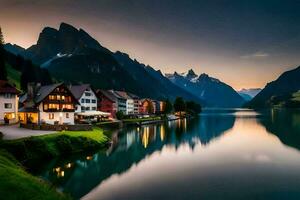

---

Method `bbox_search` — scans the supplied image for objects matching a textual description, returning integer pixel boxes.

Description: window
[49,95,55,100]
[4,103,12,109]
[49,113,54,119]
[57,95,61,100]
[49,104,59,110]
[86,107,90,111]
[82,106,85,111]
[4,94,12,99]
[92,99,96,103]
[92,107,96,110]
[66,113,69,118]
[85,92,91,96]
[86,99,91,103]
[81,99,85,103]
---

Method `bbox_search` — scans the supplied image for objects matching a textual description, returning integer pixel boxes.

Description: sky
[1,0,300,90]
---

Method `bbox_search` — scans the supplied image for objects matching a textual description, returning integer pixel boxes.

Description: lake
[32,109,300,200]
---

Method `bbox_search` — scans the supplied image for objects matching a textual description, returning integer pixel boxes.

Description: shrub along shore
[0,127,109,200]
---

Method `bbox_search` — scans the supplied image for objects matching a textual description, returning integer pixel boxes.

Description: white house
[69,84,98,113]
[0,81,19,124]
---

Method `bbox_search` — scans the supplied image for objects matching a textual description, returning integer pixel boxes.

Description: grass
[1,127,109,165]
[0,150,70,200]
[123,116,161,123]
[6,64,21,90]
[39,127,108,143]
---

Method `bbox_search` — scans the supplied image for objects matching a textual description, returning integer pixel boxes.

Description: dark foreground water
[32,109,300,200]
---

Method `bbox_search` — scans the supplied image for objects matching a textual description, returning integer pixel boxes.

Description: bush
[23,137,53,159]
[116,111,124,120]
[55,135,73,154]
[0,132,3,140]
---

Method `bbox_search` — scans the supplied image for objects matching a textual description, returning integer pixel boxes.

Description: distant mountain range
[4,22,203,103]
[247,66,300,108]
[166,69,245,107]
[238,88,262,101]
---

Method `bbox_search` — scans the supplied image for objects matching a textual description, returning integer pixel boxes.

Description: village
[0,80,182,136]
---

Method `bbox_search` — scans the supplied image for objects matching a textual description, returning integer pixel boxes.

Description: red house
[96,89,117,118]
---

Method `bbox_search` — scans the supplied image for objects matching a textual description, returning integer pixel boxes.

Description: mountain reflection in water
[32,109,300,200]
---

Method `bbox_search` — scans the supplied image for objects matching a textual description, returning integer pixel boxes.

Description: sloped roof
[35,83,63,103]
[109,90,126,100]
[0,80,20,94]
[97,89,116,102]
[115,91,133,100]
[69,84,91,100]
[127,92,140,99]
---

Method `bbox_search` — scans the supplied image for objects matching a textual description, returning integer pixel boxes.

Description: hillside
[247,66,300,108]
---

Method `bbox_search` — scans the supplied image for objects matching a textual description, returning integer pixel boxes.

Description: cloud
[240,52,270,59]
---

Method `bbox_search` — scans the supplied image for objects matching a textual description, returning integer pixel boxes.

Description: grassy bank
[0,127,109,165]
[0,150,70,200]
[123,116,161,123]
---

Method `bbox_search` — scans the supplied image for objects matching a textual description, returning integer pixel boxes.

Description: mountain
[238,88,262,101]
[247,66,300,108]
[166,70,245,107]
[7,22,203,102]
[4,43,25,56]
[113,52,205,103]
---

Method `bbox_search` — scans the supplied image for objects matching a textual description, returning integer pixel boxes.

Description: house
[0,81,20,124]
[115,91,134,115]
[140,99,156,114]
[69,84,97,113]
[128,93,140,115]
[109,90,127,114]
[96,89,117,118]
[153,100,165,114]
[19,83,78,125]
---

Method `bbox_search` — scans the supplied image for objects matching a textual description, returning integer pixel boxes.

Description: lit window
[61,96,65,101]
[57,95,61,100]
[4,103,12,109]
[49,113,54,119]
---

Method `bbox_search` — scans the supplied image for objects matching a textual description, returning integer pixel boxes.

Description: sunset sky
[1,0,300,90]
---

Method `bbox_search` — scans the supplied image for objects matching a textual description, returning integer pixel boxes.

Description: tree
[173,97,186,116]
[116,111,124,120]
[21,60,37,91]
[186,101,202,115]
[0,27,7,80]
[163,99,173,114]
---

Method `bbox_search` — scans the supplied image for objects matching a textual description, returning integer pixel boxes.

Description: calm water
[33,109,300,200]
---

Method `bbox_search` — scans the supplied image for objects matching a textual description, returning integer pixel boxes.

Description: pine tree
[0,27,7,80]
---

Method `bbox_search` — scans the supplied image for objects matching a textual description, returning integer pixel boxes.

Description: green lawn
[123,116,161,123]
[39,127,108,143]
[1,127,109,165]
[0,150,70,200]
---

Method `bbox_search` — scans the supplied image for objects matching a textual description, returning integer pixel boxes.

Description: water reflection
[32,109,300,200]
[259,109,300,151]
